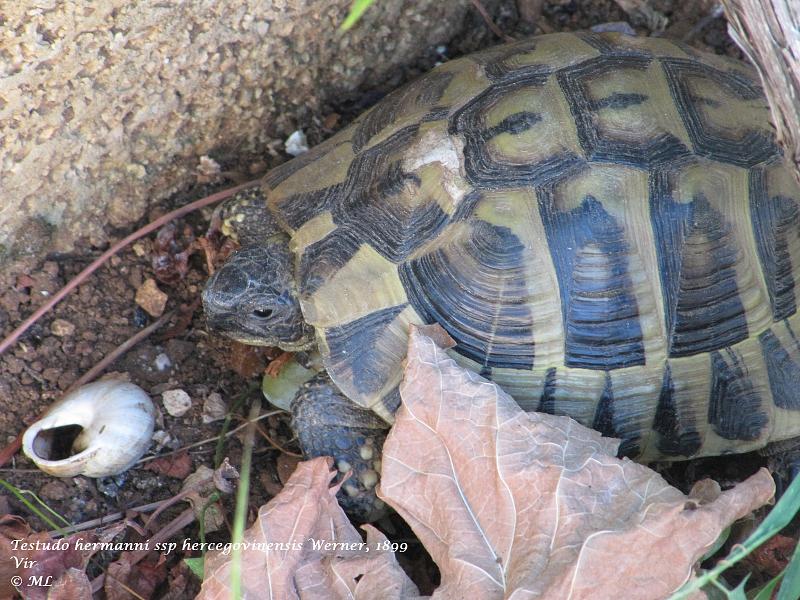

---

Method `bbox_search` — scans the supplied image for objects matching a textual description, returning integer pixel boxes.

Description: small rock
[196,155,222,183]
[135,278,168,317]
[162,389,192,417]
[97,474,126,498]
[50,318,75,337]
[284,130,309,156]
[202,392,228,423]
[151,430,175,452]
[154,353,172,371]
[131,241,147,257]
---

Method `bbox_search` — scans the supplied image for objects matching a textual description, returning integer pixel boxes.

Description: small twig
[470,0,515,42]
[255,423,302,458]
[21,364,45,385]
[143,474,213,531]
[127,507,196,565]
[49,498,170,536]
[0,180,258,357]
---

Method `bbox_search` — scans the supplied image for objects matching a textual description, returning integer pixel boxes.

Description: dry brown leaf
[0,532,95,600]
[47,567,92,600]
[193,330,775,599]
[0,514,31,597]
[105,551,167,600]
[144,450,193,479]
[182,466,227,535]
[226,342,268,379]
[197,457,417,599]
[276,453,302,486]
[161,561,192,600]
[413,323,455,350]
[377,330,775,600]
[332,525,420,599]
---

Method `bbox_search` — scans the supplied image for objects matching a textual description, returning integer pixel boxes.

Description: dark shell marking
[262,32,800,460]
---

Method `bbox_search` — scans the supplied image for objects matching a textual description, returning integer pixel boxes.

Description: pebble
[284,130,309,156]
[154,353,172,371]
[151,430,175,452]
[135,278,168,317]
[50,318,75,337]
[202,392,227,423]
[131,241,147,257]
[162,389,192,417]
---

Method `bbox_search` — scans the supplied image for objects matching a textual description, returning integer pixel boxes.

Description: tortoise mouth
[227,332,316,352]
[204,313,275,346]
[205,313,316,351]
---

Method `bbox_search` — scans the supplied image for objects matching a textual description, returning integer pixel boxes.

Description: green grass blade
[670,473,800,600]
[751,572,784,600]
[729,575,749,599]
[340,0,378,31]
[21,490,72,528]
[0,479,71,535]
[229,396,261,599]
[777,533,800,600]
[214,384,256,468]
[184,556,204,579]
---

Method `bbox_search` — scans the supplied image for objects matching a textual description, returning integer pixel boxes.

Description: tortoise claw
[291,372,390,522]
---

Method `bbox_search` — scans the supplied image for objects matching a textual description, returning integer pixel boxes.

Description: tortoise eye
[253,308,274,319]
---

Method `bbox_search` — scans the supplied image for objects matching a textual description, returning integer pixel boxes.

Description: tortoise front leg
[291,372,390,522]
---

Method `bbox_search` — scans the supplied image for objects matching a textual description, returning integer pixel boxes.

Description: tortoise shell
[259,32,800,461]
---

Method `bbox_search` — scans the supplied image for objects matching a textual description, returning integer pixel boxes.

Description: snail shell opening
[22,380,156,478]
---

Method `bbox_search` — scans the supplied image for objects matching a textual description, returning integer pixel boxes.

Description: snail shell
[22,380,156,477]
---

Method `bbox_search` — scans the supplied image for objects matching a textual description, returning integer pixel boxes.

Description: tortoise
[202,31,800,520]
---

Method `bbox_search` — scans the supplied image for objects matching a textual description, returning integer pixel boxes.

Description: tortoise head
[202,239,315,351]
